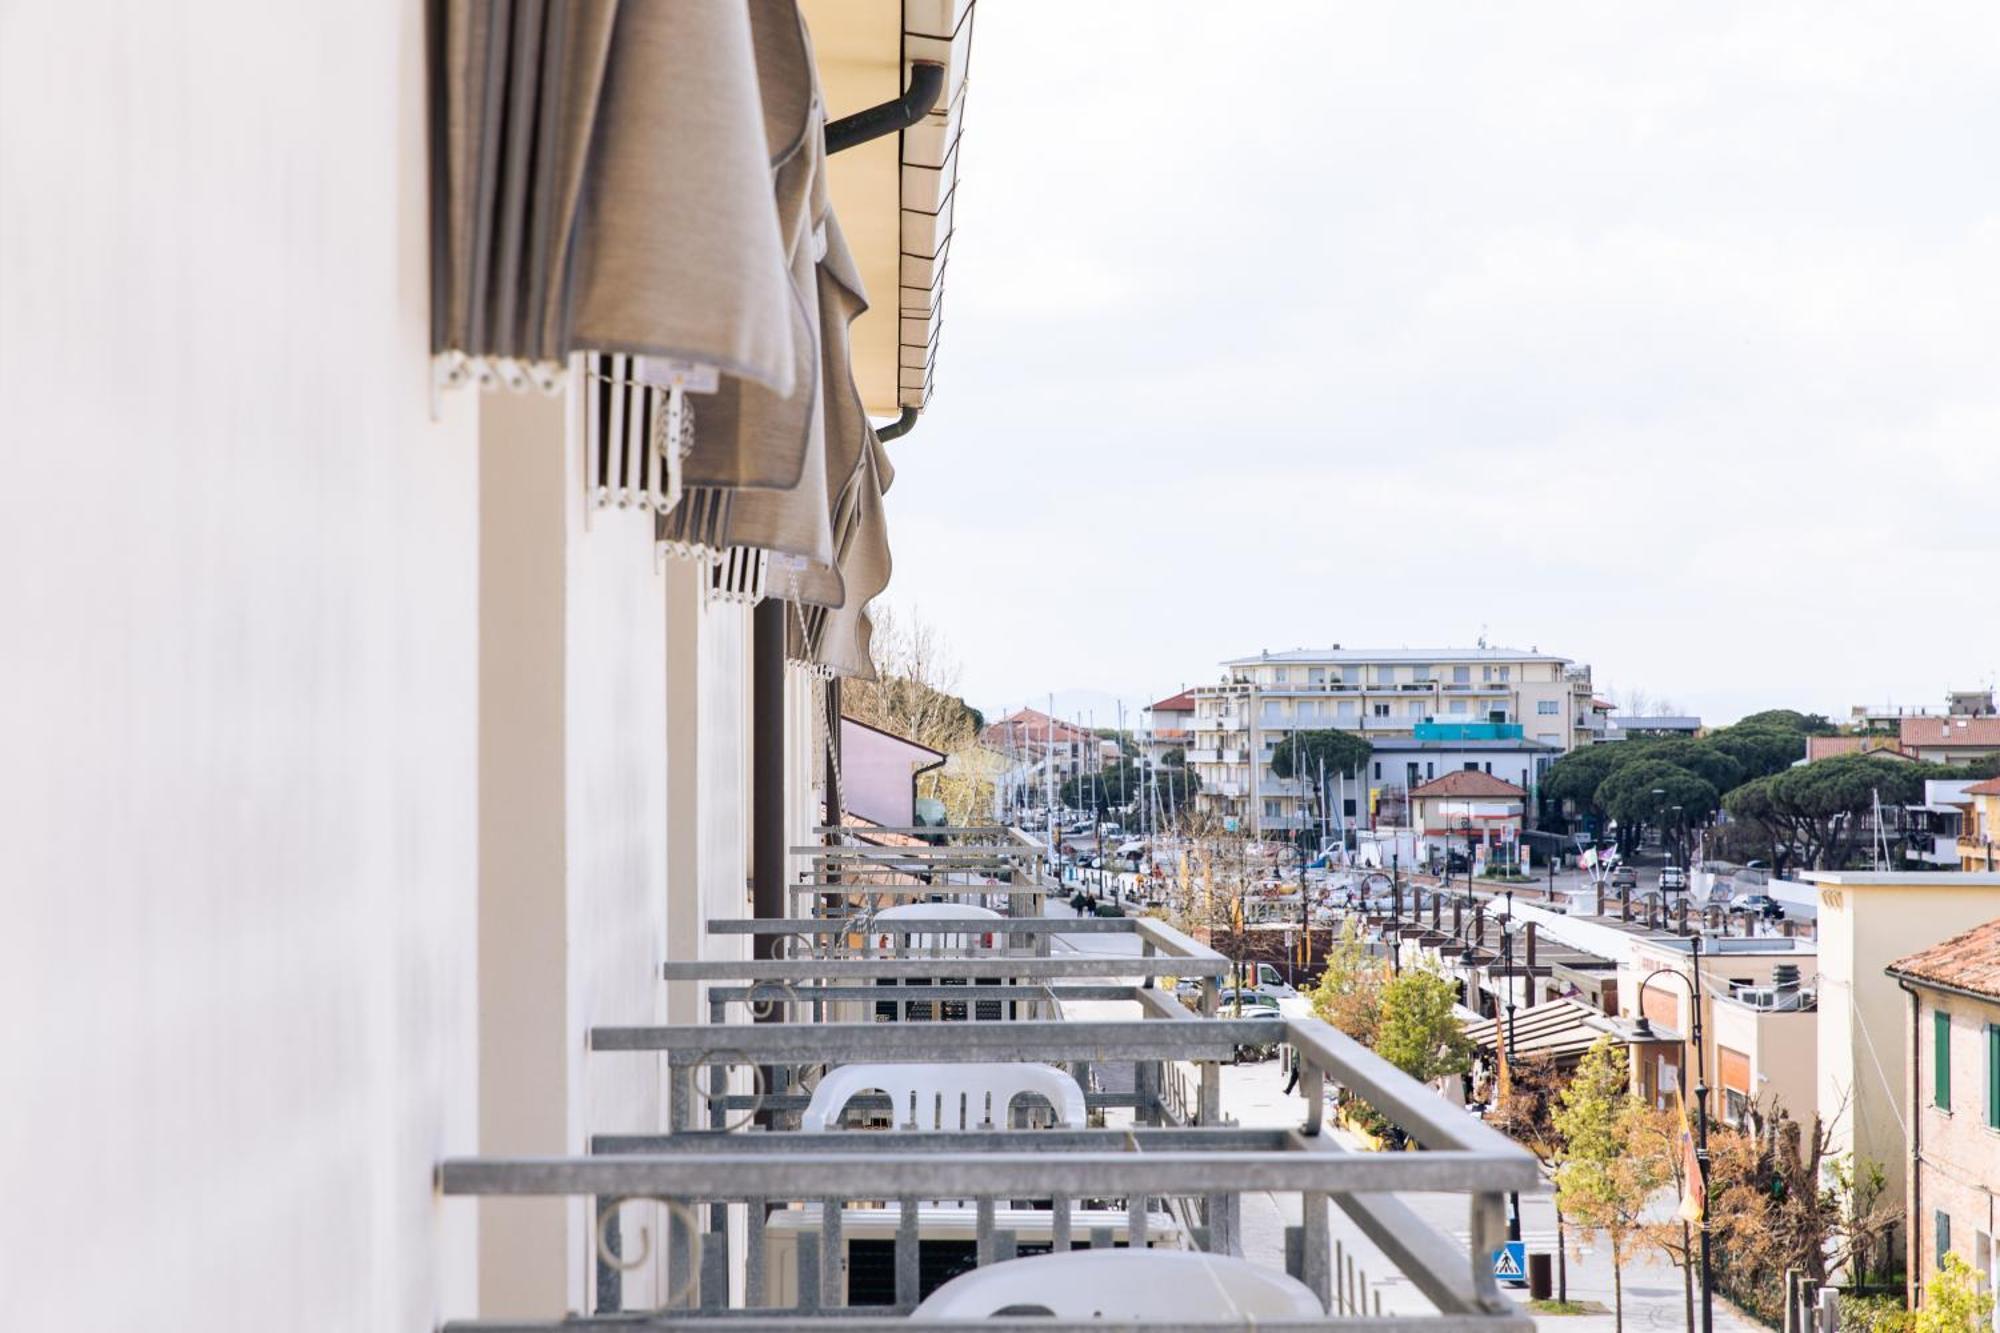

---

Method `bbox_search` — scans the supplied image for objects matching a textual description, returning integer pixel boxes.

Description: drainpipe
[752,599,786,958]
[824,678,843,829]
[1895,975,1922,1308]
[825,62,945,154]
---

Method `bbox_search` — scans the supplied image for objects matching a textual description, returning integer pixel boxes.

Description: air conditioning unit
[1735,987,1814,1012]
[763,1202,1178,1307]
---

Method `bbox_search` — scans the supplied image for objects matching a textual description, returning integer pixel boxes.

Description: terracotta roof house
[1806,735,1916,763]
[1899,715,2000,763]
[1884,916,2000,1303]
[1409,771,1529,861]
[1409,770,1529,800]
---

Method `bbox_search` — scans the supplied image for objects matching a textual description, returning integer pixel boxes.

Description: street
[1046,901,1766,1331]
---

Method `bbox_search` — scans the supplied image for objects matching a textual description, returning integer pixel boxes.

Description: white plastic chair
[800,1061,1086,1132]
[912,1249,1325,1320]
[872,901,1001,953]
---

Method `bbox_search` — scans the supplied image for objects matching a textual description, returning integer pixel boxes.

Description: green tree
[1375,964,1473,1086]
[1596,760,1720,859]
[1554,1036,1668,1333]
[1306,918,1387,1047]
[1543,744,1635,825]
[1639,739,1745,795]
[1723,753,1928,869]
[1917,1253,1996,1333]
[1706,724,1809,783]
[1735,709,1838,735]
[1269,729,1373,783]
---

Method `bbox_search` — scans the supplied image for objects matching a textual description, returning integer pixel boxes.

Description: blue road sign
[1491,1241,1526,1283]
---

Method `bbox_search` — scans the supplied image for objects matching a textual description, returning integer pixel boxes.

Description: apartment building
[1188,645,1593,836]
[1885,918,2000,1315]
[3,3,983,1326]
[1141,689,1197,766]
[1808,871,2000,1223]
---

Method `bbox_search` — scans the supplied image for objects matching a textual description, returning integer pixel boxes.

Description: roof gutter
[827,65,943,441]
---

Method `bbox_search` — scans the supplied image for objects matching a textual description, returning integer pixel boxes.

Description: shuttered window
[1987,1024,2000,1131]
[1934,1009,1951,1109]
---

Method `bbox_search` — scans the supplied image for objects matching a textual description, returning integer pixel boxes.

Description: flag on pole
[1675,1091,1705,1221]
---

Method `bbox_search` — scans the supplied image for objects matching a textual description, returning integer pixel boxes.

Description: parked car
[1659,864,1689,892]
[1218,989,1281,1014]
[1608,865,1639,890]
[1735,893,1786,920]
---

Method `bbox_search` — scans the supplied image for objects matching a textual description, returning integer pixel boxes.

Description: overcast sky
[881,3,2000,727]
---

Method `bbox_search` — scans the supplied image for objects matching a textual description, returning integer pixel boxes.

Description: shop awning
[1463,998,1625,1069]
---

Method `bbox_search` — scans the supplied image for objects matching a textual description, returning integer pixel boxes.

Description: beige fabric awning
[436,0,798,398]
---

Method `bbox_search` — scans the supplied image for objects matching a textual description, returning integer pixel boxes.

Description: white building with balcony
[1188,646,1593,837]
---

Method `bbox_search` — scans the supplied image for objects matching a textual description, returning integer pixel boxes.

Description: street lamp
[1630,935,1714,1333]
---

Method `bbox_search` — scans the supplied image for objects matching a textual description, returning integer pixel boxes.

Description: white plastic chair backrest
[800,1062,1086,1132]
[912,1250,1325,1320]
[873,901,1000,953]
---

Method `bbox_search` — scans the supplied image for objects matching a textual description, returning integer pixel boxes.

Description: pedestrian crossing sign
[1490,1241,1526,1282]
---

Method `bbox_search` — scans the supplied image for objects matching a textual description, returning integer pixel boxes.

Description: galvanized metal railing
[442,829,1537,1329]
[444,1010,1538,1330]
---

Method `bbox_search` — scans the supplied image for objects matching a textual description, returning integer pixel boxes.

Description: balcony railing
[440,825,1539,1331]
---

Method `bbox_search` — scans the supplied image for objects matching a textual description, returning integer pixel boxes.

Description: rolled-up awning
[435,0,799,397]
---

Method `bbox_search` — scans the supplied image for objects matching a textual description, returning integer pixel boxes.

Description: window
[1500,666,1511,682]
[1453,665,1471,684]
[1426,762,1435,779]
[1307,667,1325,684]
[1263,799,1282,819]
[1464,762,1480,772]
[1724,1088,1750,1130]
[1485,762,1493,774]
[1337,699,1357,718]
[1273,668,1288,683]
[1372,762,1382,780]
[1372,703,1390,718]
[1988,1024,2000,1130]
[1935,1009,1952,1109]
[1936,1210,1951,1271]
[1448,699,1468,714]
[1343,799,1357,818]
[1374,667,1394,686]
[1482,665,1493,681]
[1537,700,1560,716]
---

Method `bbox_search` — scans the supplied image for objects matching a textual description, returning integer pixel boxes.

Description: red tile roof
[1967,777,2000,797]
[1899,716,2000,749]
[1149,690,1196,714]
[1887,917,2000,1000]
[983,708,1094,746]
[1807,735,1915,762]
[1410,770,1528,799]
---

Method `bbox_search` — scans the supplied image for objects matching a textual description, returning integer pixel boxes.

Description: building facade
[1885,919,2000,1318]
[1808,871,2000,1223]
[2,4,984,1325]
[1188,646,1593,836]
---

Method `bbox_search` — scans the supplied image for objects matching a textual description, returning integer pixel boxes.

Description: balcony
[442,828,1539,1330]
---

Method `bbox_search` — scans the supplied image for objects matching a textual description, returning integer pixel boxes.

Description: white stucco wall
[474,389,671,1316]
[0,2,481,1326]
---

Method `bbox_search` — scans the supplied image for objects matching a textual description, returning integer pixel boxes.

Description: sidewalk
[1217,1055,1765,1332]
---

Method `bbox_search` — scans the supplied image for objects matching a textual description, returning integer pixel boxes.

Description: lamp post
[1499,894,1521,1243]
[1631,934,1713,1333]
